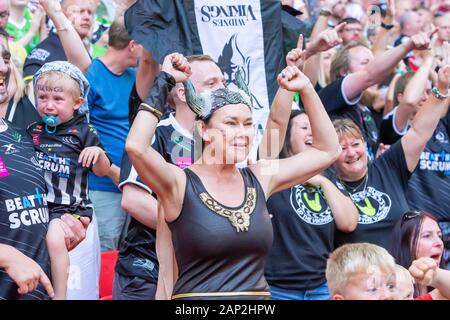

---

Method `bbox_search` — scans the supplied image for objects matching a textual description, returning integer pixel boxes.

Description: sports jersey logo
[171,134,191,152]
[30,156,42,169]
[176,157,192,169]
[35,152,71,178]
[2,143,18,155]
[27,48,50,61]
[0,156,10,177]
[290,184,333,225]
[88,125,98,135]
[62,136,79,145]
[349,187,392,224]
[40,143,62,149]
[12,132,22,143]
[5,188,49,229]
[32,134,40,145]
[132,258,156,273]
[419,150,450,175]
[435,131,448,144]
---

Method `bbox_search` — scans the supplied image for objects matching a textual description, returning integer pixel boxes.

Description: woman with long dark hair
[391,210,445,297]
[264,109,358,300]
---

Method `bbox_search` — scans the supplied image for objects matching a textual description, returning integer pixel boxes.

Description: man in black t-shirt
[23,32,67,82]
[319,32,434,159]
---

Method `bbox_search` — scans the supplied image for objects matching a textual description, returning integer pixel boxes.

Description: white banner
[194,0,270,160]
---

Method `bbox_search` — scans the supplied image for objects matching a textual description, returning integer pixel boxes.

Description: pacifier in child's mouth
[42,115,61,134]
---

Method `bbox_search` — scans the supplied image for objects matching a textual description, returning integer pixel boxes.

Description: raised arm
[401,64,450,172]
[344,31,436,101]
[126,53,190,211]
[304,22,345,60]
[308,0,336,40]
[258,67,341,196]
[135,48,161,101]
[303,23,345,86]
[40,0,91,73]
[258,36,304,160]
[383,69,403,116]
[260,28,343,160]
[395,52,434,132]
[371,0,399,57]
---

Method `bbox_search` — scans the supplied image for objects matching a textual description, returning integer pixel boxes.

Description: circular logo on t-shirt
[350,187,392,224]
[290,185,333,225]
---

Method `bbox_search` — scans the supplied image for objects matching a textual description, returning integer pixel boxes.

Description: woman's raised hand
[277,66,312,93]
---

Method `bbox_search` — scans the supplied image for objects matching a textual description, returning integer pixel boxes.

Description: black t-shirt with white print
[319,76,380,160]
[0,120,50,300]
[378,108,450,221]
[379,106,409,145]
[116,112,194,282]
[407,114,450,222]
[22,32,67,79]
[330,141,412,250]
[265,182,350,291]
[27,114,106,219]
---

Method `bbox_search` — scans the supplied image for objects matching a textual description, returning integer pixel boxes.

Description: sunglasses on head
[403,211,422,221]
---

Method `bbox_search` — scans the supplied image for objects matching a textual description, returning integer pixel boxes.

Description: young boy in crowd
[28,61,111,299]
[393,264,415,300]
[396,258,450,300]
[325,243,398,300]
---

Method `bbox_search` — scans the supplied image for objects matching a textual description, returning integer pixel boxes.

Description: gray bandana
[183,68,253,120]
[33,61,90,115]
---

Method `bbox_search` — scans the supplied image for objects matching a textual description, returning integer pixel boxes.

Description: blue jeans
[89,190,129,252]
[270,282,330,300]
[439,221,450,271]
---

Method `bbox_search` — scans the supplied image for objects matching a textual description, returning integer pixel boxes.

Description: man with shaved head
[394,10,424,69]
[434,13,450,68]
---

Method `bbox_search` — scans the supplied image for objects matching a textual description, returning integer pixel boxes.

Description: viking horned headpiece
[183,68,253,120]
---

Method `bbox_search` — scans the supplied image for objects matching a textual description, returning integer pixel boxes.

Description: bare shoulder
[160,163,187,223]
[249,159,278,195]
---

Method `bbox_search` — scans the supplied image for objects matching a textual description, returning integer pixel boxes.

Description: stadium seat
[99,250,119,300]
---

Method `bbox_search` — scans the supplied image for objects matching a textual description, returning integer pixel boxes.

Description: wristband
[139,71,176,120]
[320,9,332,17]
[394,68,406,76]
[431,87,450,100]
[138,103,164,120]
[381,22,394,30]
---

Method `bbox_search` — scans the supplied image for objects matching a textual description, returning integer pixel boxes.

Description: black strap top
[169,167,273,300]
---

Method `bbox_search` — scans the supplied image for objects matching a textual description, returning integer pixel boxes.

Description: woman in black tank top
[126,53,341,300]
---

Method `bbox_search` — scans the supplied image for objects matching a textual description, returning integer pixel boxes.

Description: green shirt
[6,8,40,53]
